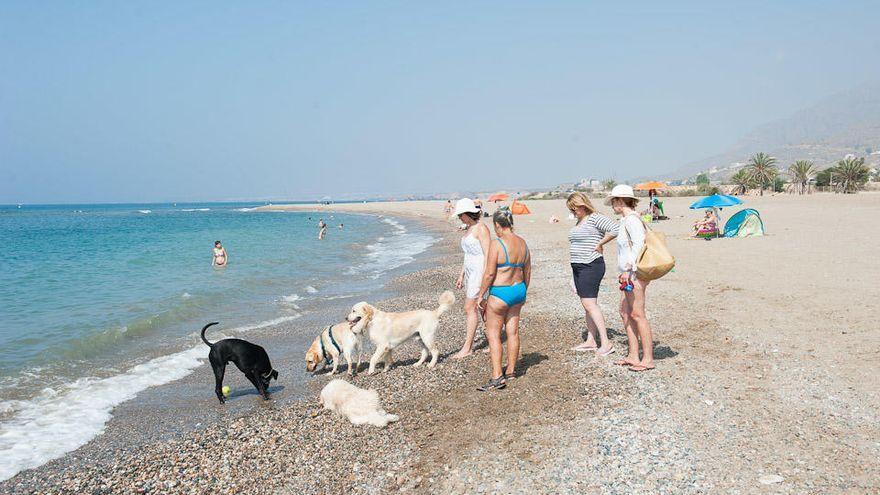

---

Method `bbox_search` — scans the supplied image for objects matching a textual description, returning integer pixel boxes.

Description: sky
[2,1,879,203]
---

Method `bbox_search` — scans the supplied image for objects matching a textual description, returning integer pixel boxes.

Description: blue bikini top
[496,238,528,268]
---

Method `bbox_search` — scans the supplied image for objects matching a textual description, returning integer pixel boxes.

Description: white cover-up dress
[460,228,485,299]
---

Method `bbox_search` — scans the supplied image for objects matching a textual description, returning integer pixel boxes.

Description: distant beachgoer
[452,198,491,360]
[444,200,453,215]
[477,207,531,390]
[692,210,717,236]
[318,219,327,240]
[606,185,654,372]
[339,223,344,229]
[566,192,618,355]
[549,215,560,224]
[212,241,228,267]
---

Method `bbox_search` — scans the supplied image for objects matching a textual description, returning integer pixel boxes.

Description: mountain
[672,81,880,181]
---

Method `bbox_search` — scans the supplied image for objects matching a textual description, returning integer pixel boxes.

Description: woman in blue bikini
[476,207,531,391]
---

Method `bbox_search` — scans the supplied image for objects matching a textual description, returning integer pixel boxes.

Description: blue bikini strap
[497,238,511,266]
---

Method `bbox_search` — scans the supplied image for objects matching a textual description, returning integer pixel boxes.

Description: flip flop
[614,359,637,366]
[571,344,598,352]
[629,364,656,372]
[596,347,615,357]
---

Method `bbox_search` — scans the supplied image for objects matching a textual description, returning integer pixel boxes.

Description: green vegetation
[601,179,617,191]
[695,173,710,185]
[729,169,754,194]
[787,160,816,195]
[832,156,870,193]
[745,152,778,196]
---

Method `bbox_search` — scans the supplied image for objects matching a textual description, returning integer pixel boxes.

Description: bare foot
[596,345,615,356]
[571,342,598,352]
[629,362,656,372]
[614,357,640,366]
[452,350,473,360]
[481,347,490,354]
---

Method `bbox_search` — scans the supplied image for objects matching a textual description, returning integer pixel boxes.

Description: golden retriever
[346,291,455,375]
[304,322,365,376]
[319,379,399,427]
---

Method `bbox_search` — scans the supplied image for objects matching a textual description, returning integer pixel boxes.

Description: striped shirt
[569,213,619,264]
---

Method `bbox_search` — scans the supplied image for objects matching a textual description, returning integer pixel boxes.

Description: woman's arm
[523,243,532,289]
[477,240,498,301]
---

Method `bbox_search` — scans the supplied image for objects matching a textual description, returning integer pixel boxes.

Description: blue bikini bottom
[489,282,527,307]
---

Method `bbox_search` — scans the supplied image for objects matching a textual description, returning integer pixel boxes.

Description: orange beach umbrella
[488,192,509,202]
[634,181,667,190]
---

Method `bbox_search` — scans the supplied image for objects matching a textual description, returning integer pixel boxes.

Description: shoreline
[3,196,878,493]
[0,208,452,488]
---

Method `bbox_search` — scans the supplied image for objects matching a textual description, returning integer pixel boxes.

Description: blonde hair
[566,192,596,215]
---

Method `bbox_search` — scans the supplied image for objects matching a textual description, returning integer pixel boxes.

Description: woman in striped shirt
[566,192,619,355]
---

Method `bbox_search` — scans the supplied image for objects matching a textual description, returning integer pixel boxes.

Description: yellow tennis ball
[222,386,231,396]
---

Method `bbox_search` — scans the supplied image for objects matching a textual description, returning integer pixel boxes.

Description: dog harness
[319,325,342,366]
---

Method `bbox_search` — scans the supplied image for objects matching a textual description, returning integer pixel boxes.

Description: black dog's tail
[200,322,220,347]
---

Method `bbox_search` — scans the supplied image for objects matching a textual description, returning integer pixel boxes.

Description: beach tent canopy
[689,194,743,209]
[724,209,765,237]
[488,192,509,202]
[510,200,531,215]
[634,181,667,190]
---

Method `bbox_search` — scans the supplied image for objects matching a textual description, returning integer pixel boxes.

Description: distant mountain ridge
[672,81,880,180]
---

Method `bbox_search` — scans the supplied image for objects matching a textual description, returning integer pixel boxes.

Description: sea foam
[0,315,297,482]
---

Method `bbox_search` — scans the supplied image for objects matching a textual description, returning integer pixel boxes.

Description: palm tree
[833,156,870,193]
[729,169,753,195]
[601,179,617,191]
[746,152,778,196]
[787,160,816,195]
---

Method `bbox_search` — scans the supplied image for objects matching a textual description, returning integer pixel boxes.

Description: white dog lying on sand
[319,379,399,428]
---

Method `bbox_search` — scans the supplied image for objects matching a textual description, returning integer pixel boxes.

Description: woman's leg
[503,303,523,375]
[453,297,479,359]
[571,297,599,350]
[582,298,612,353]
[628,279,654,370]
[615,292,640,366]
[485,297,508,380]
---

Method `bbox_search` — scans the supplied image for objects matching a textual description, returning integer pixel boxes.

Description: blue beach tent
[723,209,765,237]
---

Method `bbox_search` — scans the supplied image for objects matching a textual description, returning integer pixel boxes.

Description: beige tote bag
[625,216,676,281]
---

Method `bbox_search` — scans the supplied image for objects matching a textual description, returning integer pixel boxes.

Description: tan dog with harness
[305,321,365,376]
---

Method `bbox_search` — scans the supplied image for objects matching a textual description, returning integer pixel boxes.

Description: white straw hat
[453,198,480,216]
[604,184,637,205]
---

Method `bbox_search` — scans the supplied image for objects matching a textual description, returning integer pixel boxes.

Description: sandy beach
[3,193,878,494]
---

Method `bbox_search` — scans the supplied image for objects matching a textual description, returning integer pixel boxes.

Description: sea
[0,202,436,481]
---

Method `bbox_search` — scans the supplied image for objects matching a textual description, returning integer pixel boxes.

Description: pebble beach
[2,194,878,494]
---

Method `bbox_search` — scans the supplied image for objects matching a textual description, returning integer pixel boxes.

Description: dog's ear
[271,370,278,381]
[364,304,375,322]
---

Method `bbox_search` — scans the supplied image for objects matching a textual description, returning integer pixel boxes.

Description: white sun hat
[454,198,480,216]
[604,184,637,205]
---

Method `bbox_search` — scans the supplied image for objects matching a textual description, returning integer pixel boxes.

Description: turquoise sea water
[0,202,435,480]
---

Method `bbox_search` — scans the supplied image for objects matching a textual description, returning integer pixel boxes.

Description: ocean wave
[233,207,256,212]
[0,315,298,482]
[137,210,151,214]
[348,216,435,279]
[181,208,211,212]
[304,285,318,294]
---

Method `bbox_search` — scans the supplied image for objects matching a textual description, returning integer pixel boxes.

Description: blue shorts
[489,282,527,307]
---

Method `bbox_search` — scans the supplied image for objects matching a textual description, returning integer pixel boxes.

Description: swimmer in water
[213,240,228,267]
[318,219,327,240]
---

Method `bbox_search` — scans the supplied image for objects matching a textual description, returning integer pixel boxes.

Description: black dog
[200,322,279,403]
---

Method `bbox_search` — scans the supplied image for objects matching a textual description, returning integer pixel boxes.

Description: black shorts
[571,258,606,298]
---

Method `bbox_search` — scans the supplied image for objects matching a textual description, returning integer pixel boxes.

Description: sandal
[504,368,517,380]
[629,364,656,372]
[477,376,507,391]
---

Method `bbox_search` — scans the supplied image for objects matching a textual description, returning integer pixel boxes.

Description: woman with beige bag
[606,185,655,372]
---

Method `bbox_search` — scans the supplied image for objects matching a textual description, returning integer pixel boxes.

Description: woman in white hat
[606,185,655,372]
[452,198,491,359]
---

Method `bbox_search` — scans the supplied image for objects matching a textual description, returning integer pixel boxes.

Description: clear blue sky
[2,1,879,203]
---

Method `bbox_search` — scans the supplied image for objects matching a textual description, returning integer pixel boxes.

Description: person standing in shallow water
[318,219,327,240]
[212,240,228,267]
[476,207,531,391]
[566,192,618,356]
[606,185,655,372]
[452,198,491,359]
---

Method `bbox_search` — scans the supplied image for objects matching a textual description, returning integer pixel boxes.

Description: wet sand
[3,193,878,494]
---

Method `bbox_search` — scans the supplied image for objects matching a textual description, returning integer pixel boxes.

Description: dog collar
[319,325,334,365]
